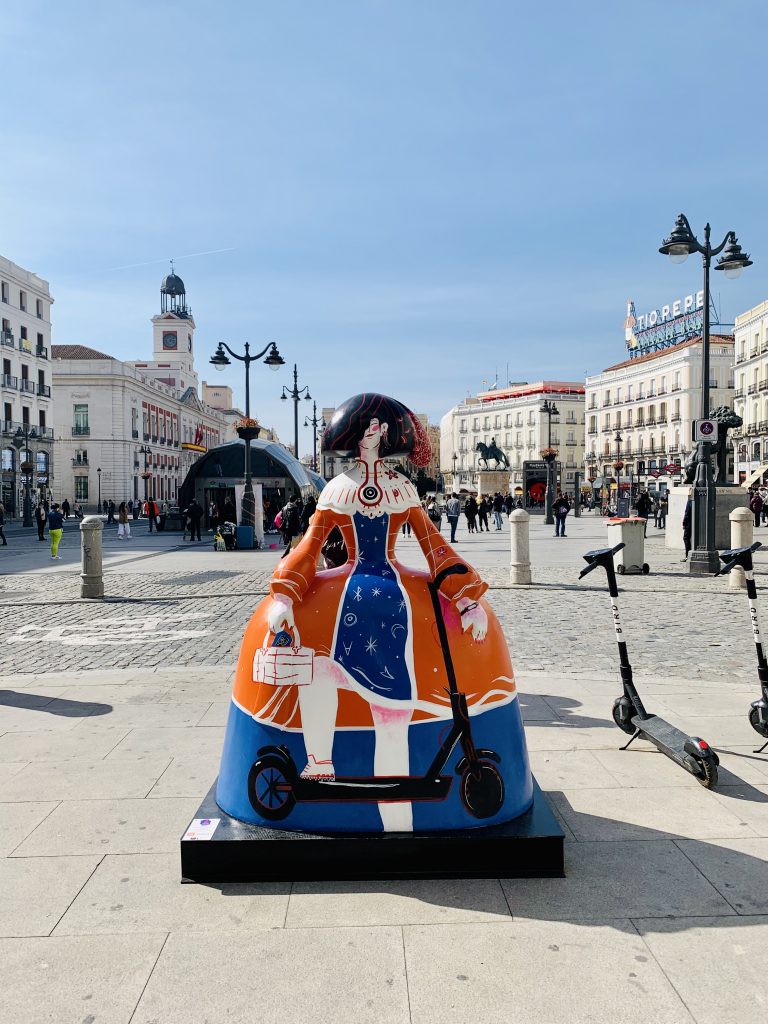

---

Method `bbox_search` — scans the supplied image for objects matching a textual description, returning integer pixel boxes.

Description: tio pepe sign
[624,292,705,358]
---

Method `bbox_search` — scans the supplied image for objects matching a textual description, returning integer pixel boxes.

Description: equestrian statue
[475,438,510,471]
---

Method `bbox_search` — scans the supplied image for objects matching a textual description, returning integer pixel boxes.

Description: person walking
[760,484,768,524]
[117,501,131,539]
[426,497,442,531]
[0,502,6,546]
[35,501,47,541]
[107,499,116,525]
[445,492,461,543]
[682,490,693,561]
[635,489,653,537]
[61,498,70,520]
[208,500,219,534]
[477,496,490,532]
[492,492,504,530]
[145,497,159,533]
[48,502,64,559]
[750,488,763,529]
[184,498,204,542]
[132,498,140,521]
[652,495,661,528]
[279,495,303,554]
[464,495,478,534]
[102,499,108,517]
[658,491,668,530]
[553,489,570,537]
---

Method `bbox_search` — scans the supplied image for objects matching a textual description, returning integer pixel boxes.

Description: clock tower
[150,263,197,382]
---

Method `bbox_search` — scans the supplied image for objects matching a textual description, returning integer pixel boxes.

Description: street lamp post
[452,452,458,489]
[138,446,152,504]
[97,466,102,512]
[304,401,325,472]
[281,364,312,462]
[542,399,559,525]
[659,213,752,574]
[210,341,285,526]
[12,426,37,527]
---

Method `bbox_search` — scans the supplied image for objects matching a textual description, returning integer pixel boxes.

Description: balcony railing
[760,380,768,392]
[72,425,90,436]
[657,416,667,424]
[601,425,613,433]
[668,445,679,454]
[734,389,745,399]
[587,427,597,435]
[36,346,48,360]
[0,331,13,347]
[760,421,768,434]
[671,413,681,422]
[671,384,682,392]
[748,384,758,395]
[143,432,150,441]
[71,457,89,467]
[20,379,35,394]
[37,384,51,398]
[2,374,18,389]
[132,429,139,438]
[751,348,759,357]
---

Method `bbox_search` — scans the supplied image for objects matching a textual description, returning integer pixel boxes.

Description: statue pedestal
[180,779,564,882]
[476,470,511,496]
[666,485,746,551]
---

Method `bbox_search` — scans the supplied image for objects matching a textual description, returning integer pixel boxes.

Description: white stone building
[732,299,768,485]
[440,381,586,497]
[0,255,55,516]
[585,334,735,495]
[52,272,229,510]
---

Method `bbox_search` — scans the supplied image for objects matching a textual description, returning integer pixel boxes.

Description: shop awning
[743,464,768,489]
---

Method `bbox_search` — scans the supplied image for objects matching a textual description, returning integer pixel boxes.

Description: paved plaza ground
[1,511,767,1022]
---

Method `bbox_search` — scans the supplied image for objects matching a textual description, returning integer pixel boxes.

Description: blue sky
[3,1,768,455]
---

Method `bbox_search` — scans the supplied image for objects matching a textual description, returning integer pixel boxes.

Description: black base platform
[180,778,564,882]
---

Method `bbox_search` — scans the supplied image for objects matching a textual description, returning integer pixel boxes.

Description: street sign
[693,419,718,443]
[649,470,661,478]
[664,463,680,474]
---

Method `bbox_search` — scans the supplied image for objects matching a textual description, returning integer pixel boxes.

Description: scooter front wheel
[749,705,768,739]
[248,754,296,820]
[460,761,504,819]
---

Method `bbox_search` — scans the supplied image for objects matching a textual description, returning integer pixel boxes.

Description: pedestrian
[48,501,64,559]
[161,499,169,516]
[464,494,478,534]
[116,499,130,540]
[61,498,70,520]
[132,498,140,521]
[552,489,570,537]
[183,498,204,541]
[301,495,317,535]
[658,491,668,529]
[223,498,237,524]
[279,495,303,554]
[682,490,693,561]
[107,499,116,524]
[102,499,108,517]
[760,484,768,524]
[492,492,504,530]
[653,495,661,528]
[445,492,461,543]
[145,497,159,533]
[35,501,47,541]
[208,500,219,533]
[749,488,763,529]
[635,489,653,537]
[0,502,6,546]
[477,496,490,532]
[426,497,442,531]
[504,493,514,517]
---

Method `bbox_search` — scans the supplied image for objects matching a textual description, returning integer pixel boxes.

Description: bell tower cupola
[151,260,197,384]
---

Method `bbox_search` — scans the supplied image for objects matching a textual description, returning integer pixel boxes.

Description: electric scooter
[714,541,768,754]
[579,542,719,787]
[247,564,506,821]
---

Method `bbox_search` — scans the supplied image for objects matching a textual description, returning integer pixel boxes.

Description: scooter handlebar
[715,541,762,577]
[578,543,625,579]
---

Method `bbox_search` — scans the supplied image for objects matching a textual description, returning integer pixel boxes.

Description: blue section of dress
[332,512,412,702]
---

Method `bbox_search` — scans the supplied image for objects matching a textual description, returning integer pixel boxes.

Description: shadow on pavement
[0,690,112,716]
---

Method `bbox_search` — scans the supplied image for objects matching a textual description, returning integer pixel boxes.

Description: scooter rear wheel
[749,706,768,739]
[248,755,296,820]
[612,697,635,735]
[460,761,505,819]
[695,758,718,789]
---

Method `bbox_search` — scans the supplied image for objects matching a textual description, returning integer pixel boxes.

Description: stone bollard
[728,507,753,590]
[80,515,104,599]
[509,508,532,585]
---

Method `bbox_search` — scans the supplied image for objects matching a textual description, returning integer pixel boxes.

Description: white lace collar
[318,461,421,518]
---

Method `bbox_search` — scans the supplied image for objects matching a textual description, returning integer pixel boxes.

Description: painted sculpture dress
[216,430,532,833]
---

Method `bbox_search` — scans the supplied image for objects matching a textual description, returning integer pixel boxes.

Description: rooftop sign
[624,292,704,358]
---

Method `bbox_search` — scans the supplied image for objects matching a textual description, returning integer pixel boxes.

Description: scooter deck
[288,774,453,803]
[632,714,702,768]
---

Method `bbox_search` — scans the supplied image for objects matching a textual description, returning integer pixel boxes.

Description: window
[36,451,48,474]
[22,407,29,426]
[74,403,89,435]
[1,281,8,302]
[38,410,46,432]
[615,387,622,403]
[38,369,45,391]
[20,326,27,341]
[75,477,89,501]
[627,384,633,400]
[19,290,26,311]
[3,401,11,425]
[37,332,44,353]
[1,448,13,470]
[36,298,43,319]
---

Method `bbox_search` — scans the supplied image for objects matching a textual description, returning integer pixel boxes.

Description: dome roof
[161,272,186,296]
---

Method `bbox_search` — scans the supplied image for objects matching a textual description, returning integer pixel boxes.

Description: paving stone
[528,749,619,790]
[56,683,173,704]
[0,856,101,936]
[0,801,58,856]
[550,786,755,841]
[132,927,410,1024]
[105,726,226,760]
[12,797,200,856]
[0,933,165,1024]
[286,878,511,928]
[522,724,618,751]
[70,701,212,730]
[146,754,221,798]
[710,784,768,837]
[194,700,230,727]
[637,916,768,1024]
[0,758,172,802]
[0,728,130,763]
[403,920,695,1023]
[55,853,289,934]
[501,840,734,920]
[594,745,768,788]
[675,837,768,914]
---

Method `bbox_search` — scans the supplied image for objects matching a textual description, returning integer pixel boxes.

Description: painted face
[359,418,387,453]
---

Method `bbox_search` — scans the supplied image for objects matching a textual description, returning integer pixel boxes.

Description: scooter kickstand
[619,729,641,751]
[754,740,768,755]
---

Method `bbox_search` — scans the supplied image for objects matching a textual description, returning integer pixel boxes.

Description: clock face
[162,331,178,350]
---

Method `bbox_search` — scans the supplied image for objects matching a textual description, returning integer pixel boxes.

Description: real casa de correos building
[584,293,735,497]
[0,255,55,515]
[53,271,229,509]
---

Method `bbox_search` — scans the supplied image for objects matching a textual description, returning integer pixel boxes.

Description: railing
[143,432,150,441]
[160,436,166,445]
[587,428,598,435]
[748,384,759,395]
[646,418,656,426]
[760,380,768,392]
[71,457,89,466]
[671,384,682,392]
[37,384,51,397]
[657,416,667,424]
[671,414,681,422]
[601,425,613,433]
[566,440,577,446]
[669,445,679,454]
[2,374,18,388]
[734,389,745,398]
[72,426,90,436]
[751,348,759,357]
[151,434,158,442]
[760,421,768,434]
[657,388,667,395]
[20,380,35,394]
[1,331,13,346]
[602,398,611,407]
[132,429,139,438]
[36,346,48,359]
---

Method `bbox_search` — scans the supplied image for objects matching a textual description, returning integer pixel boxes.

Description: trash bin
[235,525,254,550]
[606,517,649,575]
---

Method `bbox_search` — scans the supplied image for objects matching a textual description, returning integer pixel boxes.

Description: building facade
[440,381,586,498]
[732,300,768,485]
[0,255,55,515]
[52,273,229,510]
